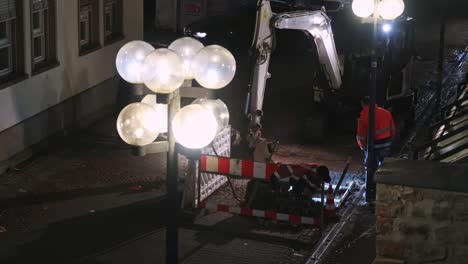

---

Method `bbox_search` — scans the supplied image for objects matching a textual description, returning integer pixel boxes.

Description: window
[104,0,123,44]
[0,0,24,84]
[79,0,100,55]
[30,0,56,72]
[0,20,12,76]
[79,7,90,46]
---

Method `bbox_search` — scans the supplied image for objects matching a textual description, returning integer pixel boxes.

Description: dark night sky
[278,0,468,19]
[326,0,468,52]
[405,0,468,20]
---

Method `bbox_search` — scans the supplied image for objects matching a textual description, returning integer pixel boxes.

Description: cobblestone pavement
[0,116,168,197]
[0,115,173,235]
[273,142,364,174]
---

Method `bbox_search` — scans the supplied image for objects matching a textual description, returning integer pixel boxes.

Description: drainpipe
[436,14,446,114]
[175,0,182,33]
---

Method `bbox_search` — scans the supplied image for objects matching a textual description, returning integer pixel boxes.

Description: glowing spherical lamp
[192,98,229,133]
[378,0,404,20]
[116,41,154,83]
[352,0,375,18]
[116,103,159,146]
[172,104,218,149]
[168,37,204,80]
[143,48,185,94]
[191,45,236,89]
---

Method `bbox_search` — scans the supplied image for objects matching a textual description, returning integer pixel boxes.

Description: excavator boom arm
[273,10,342,90]
[248,0,343,125]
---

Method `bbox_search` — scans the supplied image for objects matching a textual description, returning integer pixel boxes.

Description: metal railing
[410,83,468,162]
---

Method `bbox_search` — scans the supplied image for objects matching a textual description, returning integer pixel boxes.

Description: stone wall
[375,183,468,264]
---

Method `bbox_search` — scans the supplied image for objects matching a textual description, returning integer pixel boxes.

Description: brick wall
[375,183,468,264]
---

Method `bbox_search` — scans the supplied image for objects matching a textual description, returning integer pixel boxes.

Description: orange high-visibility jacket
[356,105,395,150]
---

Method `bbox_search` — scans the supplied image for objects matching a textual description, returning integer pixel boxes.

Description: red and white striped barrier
[200,155,320,181]
[199,201,320,225]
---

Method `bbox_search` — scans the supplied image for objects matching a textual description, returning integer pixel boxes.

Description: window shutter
[32,0,49,12]
[80,0,93,13]
[0,0,16,21]
[80,0,91,6]
[104,0,116,12]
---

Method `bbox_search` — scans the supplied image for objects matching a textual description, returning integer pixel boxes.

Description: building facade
[0,0,144,172]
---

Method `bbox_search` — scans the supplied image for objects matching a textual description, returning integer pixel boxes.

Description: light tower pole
[352,0,405,202]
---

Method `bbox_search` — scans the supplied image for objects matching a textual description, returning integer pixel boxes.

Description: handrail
[432,139,468,161]
[425,132,467,160]
[414,124,468,151]
[429,108,468,130]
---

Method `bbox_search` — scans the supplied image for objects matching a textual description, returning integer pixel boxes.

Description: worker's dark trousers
[364,156,378,203]
[364,138,392,203]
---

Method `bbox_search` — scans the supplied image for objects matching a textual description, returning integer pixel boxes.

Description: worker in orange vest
[356,97,395,202]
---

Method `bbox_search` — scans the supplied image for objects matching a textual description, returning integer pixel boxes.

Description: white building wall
[0,0,143,169]
[0,0,143,133]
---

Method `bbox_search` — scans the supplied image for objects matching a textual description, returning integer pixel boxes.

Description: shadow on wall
[0,74,58,170]
[72,68,91,125]
[0,67,93,170]
[115,79,149,112]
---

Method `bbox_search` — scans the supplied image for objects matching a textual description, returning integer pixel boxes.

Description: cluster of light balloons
[115,37,236,92]
[115,37,235,149]
[352,0,404,20]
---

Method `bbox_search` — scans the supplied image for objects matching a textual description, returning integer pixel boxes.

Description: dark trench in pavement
[0,194,317,264]
[0,196,167,263]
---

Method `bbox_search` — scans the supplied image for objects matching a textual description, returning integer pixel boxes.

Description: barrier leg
[320,180,325,233]
[197,159,201,208]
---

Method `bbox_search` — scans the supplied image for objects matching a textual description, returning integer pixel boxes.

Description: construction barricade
[182,141,355,226]
[196,155,333,226]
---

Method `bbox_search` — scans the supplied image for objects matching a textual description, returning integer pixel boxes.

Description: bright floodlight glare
[172,104,218,149]
[194,32,207,38]
[192,98,229,133]
[191,45,236,89]
[116,103,159,146]
[143,48,185,94]
[382,23,392,33]
[116,41,154,84]
[352,0,374,18]
[168,37,204,80]
[378,0,405,20]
